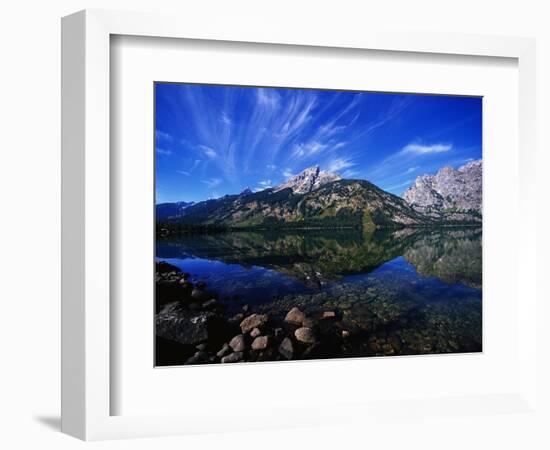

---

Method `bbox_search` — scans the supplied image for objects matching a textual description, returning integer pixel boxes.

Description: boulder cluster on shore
[155,261,357,365]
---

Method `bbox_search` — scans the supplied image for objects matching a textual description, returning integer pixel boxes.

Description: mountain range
[156,161,482,231]
[403,160,482,222]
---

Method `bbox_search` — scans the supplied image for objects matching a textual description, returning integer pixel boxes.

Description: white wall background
[0,1,548,449]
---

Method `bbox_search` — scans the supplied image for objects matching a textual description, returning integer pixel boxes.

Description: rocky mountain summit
[273,165,341,194]
[403,160,482,222]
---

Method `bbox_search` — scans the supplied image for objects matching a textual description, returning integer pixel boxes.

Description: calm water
[157,227,482,354]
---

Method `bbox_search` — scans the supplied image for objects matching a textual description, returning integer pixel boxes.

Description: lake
[156,227,482,356]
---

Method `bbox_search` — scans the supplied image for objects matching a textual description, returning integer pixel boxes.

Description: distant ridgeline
[156,162,482,234]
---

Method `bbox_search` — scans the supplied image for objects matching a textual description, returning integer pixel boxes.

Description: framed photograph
[153,82,483,367]
[62,9,538,441]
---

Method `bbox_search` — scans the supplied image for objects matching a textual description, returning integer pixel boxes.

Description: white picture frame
[61,9,538,441]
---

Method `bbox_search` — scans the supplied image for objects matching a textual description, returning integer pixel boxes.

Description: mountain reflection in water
[156,227,482,355]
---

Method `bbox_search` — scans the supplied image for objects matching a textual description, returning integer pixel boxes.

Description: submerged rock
[191,288,210,302]
[229,334,246,352]
[240,314,268,333]
[250,327,261,338]
[278,337,294,359]
[251,335,270,350]
[295,327,316,344]
[155,308,215,346]
[284,307,306,325]
[221,352,243,363]
[216,343,231,358]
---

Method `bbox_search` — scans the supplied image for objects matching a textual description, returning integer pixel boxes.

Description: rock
[184,355,202,365]
[229,313,245,324]
[342,330,350,339]
[273,165,341,195]
[216,343,231,358]
[278,337,294,359]
[202,299,218,309]
[251,335,270,350]
[389,334,403,352]
[156,279,187,304]
[295,327,316,344]
[191,288,210,302]
[221,352,243,363]
[178,281,193,297]
[229,334,246,352]
[242,304,250,313]
[274,328,284,339]
[188,302,201,311]
[196,343,207,351]
[156,261,181,274]
[155,309,215,346]
[302,343,322,359]
[240,314,268,333]
[250,327,261,338]
[302,318,316,328]
[403,160,482,221]
[321,311,336,319]
[196,281,207,289]
[284,307,305,325]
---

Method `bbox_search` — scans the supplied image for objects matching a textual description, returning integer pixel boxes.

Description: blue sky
[155,83,481,203]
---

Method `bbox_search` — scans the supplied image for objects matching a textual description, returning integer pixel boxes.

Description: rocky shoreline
[155,259,482,366]
[155,261,376,365]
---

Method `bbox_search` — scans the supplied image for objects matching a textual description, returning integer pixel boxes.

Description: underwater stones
[284,307,306,325]
[221,352,244,363]
[216,343,231,358]
[341,330,350,339]
[250,327,261,338]
[155,309,214,346]
[240,314,268,333]
[191,287,210,302]
[302,343,322,359]
[202,299,218,309]
[229,334,246,352]
[295,327,316,344]
[251,335,270,350]
[389,334,403,352]
[321,311,336,319]
[278,337,294,359]
[229,313,245,324]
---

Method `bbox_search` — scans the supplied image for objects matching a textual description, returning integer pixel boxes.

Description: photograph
[154,82,482,366]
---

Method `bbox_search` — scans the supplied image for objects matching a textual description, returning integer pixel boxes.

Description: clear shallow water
[156,227,482,354]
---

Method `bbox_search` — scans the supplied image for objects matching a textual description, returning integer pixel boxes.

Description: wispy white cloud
[177,170,190,176]
[201,177,222,188]
[266,164,277,171]
[257,179,273,187]
[256,88,280,108]
[404,166,420,174]
[156,147,172,156]
[384,179,414,191]
[326,157,356,173]
[282,168,294,178]
[156,130,173,142]
[401,143,452,155]
[198,144,218,159]
[333,142,347,150]
[342,169,359,178]
[220,112,232,126]
[292,141,329,158]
